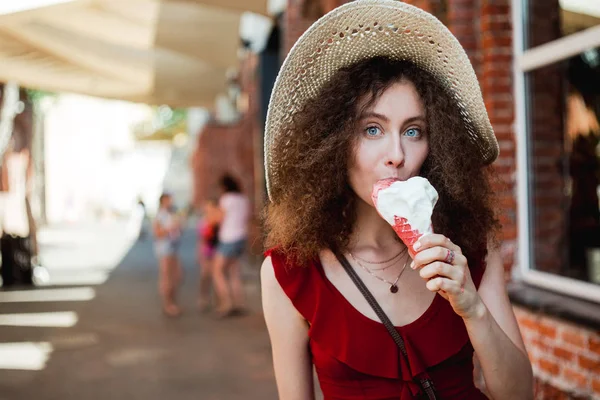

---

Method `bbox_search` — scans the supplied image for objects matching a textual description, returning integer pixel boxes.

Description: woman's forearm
[464,301,533,399]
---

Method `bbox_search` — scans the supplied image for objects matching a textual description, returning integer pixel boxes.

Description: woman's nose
[385,137,404,168]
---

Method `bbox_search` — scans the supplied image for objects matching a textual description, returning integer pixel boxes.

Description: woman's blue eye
[405,128,421,137]
[366,126,381,136]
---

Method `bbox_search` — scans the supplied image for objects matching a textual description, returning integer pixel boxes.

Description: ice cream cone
[392,216,432,259]
[371,177,439,258]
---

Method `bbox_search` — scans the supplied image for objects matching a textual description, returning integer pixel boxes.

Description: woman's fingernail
[410,261,415,269]
[413,241,421,251]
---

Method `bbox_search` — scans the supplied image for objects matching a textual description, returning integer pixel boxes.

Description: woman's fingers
[410,234,471,298]
[413,234,462,255]
[411,246,466,269]
[425,277,464,295]
[418,261,464,283]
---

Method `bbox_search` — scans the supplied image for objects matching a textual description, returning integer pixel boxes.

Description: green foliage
[132,105,188,141]
[164,107,187,126]
[25,89,57,106]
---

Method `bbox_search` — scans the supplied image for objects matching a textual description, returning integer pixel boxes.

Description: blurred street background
[0,0,599,399]
[0,221,275,400]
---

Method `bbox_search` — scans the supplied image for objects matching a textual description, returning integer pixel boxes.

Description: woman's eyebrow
[359,111,389,122]
[359,112,425,125]
[403,116,426,124]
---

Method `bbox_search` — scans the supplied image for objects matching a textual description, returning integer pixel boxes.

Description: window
[526,0,600,48]
[514,0,600,302]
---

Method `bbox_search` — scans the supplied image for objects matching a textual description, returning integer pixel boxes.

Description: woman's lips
[371,178,400,203]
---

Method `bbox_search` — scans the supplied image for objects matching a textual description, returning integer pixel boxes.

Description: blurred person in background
[196,198,220,312]
[127,196,147,240]
[212,174,250,318]
[136,196,148,240]
[153,192,183,317]
[1,138,35,286]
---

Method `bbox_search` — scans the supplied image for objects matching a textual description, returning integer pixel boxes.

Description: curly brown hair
[264,57,499,266]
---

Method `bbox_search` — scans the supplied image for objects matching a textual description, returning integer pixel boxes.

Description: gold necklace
[351,246,407,265]
[350,253,410,294]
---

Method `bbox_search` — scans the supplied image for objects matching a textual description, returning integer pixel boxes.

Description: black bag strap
[334,251,437,400]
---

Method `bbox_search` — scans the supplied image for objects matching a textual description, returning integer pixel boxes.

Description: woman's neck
[349,198,406,258]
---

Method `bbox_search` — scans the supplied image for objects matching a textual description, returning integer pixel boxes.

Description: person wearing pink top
[212,174,250,318]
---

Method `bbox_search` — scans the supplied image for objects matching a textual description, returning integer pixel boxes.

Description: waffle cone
[392,216,431,259]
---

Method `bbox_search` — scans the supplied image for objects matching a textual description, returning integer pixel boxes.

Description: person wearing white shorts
[153,193,183,317]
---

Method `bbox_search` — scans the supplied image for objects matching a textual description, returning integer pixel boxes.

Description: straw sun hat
[264,0,499,199]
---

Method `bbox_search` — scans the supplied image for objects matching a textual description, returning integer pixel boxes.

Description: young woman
[261,1,533,399]
[153,192,183,317]
[212,174,250,317]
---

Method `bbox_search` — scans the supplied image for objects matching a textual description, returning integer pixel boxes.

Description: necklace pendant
[390,284,399,293]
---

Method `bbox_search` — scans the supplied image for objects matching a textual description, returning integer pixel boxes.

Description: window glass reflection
[526,0,600,49]
[526,47,600,283]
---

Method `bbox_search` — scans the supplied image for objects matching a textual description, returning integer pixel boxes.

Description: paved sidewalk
[0,222,277,400]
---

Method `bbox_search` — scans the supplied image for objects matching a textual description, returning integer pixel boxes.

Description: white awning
[0,0,275,107]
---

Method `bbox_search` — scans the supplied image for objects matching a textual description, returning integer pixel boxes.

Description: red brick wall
[191,53,263,255]
[515,307,600,398]
[284,0,348,56]
[284,0,317,56]
[399,0,449,28]
[402,0,434,13]
[447,0,480,75]
[479,0,518,278]
[192,122,256,205]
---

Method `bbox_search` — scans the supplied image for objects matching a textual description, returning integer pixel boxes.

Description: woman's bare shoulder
[261,256,277,288]
[261,255,306,325]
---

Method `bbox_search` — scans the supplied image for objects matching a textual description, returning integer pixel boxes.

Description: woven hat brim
[264,0,499,200]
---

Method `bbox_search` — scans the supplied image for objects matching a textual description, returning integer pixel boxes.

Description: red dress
[266,248,489,400]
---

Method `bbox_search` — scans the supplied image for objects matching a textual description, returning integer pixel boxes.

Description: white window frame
[512,0,600,303]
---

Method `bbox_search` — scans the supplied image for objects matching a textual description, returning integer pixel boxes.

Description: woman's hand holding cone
[410,234,485,320]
